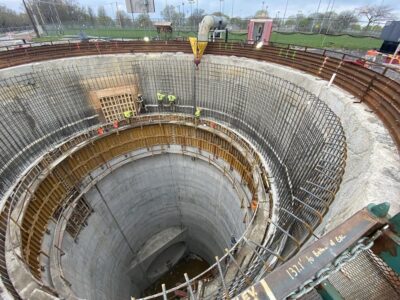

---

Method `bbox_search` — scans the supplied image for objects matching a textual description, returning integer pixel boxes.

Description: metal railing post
[184,273,195,300]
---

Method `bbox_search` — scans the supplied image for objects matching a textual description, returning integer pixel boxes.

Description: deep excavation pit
[68,151,248,297]
[60,145,253,298]
[1,51,398,300]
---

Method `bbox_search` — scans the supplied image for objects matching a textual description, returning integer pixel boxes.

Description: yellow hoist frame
[189,37,208,65]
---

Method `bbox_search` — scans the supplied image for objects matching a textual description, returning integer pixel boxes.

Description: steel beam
[234,207,388,300]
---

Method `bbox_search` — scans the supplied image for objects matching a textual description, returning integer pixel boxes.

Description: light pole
[282,0,289,28]
[188,0,195,31]
[311,0,322,33]
[176,4,181,29]
[181,2,185,30]
[296,10,302,31]
[276,10,280,28]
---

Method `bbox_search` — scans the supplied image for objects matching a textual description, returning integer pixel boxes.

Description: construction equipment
[190,15,228,67]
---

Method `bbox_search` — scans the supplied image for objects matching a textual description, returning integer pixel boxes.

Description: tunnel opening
[144,253,210,296]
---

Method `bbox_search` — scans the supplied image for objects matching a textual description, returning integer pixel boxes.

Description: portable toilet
[247,19,273,45]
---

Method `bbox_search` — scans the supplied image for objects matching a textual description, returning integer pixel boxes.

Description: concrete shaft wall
[61,152,247,299]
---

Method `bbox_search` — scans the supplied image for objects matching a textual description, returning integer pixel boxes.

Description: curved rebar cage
[0,55,346,299]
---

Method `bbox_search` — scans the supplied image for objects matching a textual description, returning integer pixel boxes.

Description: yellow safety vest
[195,108,201,118]
[168,95,177,103]
[157,92,166,101]
[123,110,133,118]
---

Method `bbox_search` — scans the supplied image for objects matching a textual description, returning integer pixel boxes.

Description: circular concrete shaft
[60,153,247,299]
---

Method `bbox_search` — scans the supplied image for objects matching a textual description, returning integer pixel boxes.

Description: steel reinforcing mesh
[0,56,346,293]
[135,58,345,255]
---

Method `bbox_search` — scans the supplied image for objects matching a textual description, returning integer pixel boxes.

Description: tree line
[0,1,396,34]
[276,5,394,33]
[0,5,29,28]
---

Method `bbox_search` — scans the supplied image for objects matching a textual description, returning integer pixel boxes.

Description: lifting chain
[288,225,388,299]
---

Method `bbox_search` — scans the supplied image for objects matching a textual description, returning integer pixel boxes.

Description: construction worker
[195,107,201,118]
[365,48,379,62]
[123,110,133,118]
[136,94,147,113]
[168,94,177,105]
[194,107,201,125]
[123,110,133,124]
[157,92,166,107]
[113,120,119,129]
[231,235,238,256]
[168,94,177,111]
[231,235,237,247]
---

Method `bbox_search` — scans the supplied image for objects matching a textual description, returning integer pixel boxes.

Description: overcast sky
[1,0,399,20]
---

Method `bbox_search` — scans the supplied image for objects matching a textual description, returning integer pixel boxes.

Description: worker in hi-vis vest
[168,94,177,105]
[157,92,166,107]
[195,107,201,118]
[168,94,177,111]
[123,110,133,118]
[123,110,133,124]
[195,107,201,125]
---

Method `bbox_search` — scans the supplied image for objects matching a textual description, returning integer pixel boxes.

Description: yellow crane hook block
[189,37,208,66]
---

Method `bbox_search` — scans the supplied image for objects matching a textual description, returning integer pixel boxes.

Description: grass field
[33,28,382,51]
[270,33,381,50]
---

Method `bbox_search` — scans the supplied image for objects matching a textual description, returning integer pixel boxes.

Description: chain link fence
[1,16,396,40]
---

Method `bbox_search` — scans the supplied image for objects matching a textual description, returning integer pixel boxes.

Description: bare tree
[333,10,358,32]
[187,8,205,29]
[255,9,268,18]
[116,11,133,28]
[161,5,184,25]
[97,6,113,26]
[87,7,96,26]
[0,5,30,28]
[135,14,152,28]
[357,5,393,30]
